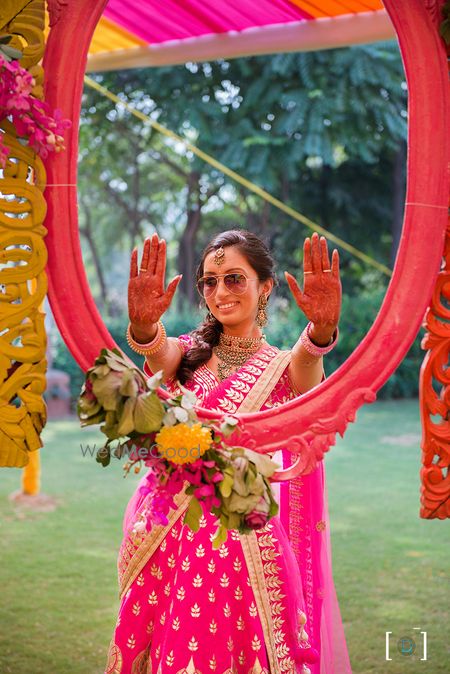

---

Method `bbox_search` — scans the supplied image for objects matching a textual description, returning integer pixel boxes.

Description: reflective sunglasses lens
[224,273,248,294]
[198,276,217,296]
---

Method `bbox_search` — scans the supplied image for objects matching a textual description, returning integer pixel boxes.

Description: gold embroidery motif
[236,615,246,631]
[315,520,326,532]
[105,641,123,673]
[188,636,199,652]
[251,635,262,651]
[219,573,230,587]
[234,586,243,601]
[147,590,158,606]
[195,544,205,557]
[191,603,201,618]
[218,544,229,558]
[233,556,242,572]
[193,573,203,587]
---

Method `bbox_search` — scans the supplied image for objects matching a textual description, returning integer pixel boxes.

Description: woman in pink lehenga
[105,230,352,674]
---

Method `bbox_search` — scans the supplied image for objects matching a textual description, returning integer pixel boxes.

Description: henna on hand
[284,232,342,332]
[128,232,182,335]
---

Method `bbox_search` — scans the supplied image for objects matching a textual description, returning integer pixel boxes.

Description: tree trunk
[178,171,202,308]
[79,200,108,313]
[391,139,407,267]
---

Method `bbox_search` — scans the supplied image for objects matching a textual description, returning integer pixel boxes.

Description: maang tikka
[256,294,268,328]
[213,246,225,266]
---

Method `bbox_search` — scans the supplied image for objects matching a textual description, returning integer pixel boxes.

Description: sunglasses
[196,272,260,297]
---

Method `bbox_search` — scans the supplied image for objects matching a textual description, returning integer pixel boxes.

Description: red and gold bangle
[300,322,339,357]
[126,321,167,356]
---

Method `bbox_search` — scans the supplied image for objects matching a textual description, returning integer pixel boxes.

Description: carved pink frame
[43,0,450,477]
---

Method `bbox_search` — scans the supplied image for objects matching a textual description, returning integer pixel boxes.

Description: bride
[105,229,352,674]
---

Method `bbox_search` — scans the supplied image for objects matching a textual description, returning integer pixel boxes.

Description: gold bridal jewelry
[213,246,225,266]
[256,294,268,328]
[213,331,265,382]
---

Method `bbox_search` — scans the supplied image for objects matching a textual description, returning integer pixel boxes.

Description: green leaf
[117,396,136,436]
[134,392,164,433]
[243,448,280,478]
[227,512,241,530]
[183,496,202,532]
[218,472,234,498]
[211,522,228,549]
[118,369,140,397]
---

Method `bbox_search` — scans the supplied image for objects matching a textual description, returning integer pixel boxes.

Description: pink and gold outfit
[105,335,352,674]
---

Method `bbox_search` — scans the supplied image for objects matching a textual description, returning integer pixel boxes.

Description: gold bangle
[126,321,167,356]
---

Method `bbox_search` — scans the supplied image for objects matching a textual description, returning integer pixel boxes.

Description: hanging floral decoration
[78,348,280,548]
[0,38,71,167]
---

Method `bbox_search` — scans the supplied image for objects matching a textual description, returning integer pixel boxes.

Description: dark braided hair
[176,229,279,385]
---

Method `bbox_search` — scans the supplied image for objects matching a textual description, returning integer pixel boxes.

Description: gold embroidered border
[239,530,280,674]
[237,351,292,413]
[119,488,193,599]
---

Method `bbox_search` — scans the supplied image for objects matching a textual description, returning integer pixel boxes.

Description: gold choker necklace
[213,332,266,381]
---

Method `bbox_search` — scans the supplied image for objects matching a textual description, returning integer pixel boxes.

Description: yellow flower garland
[155,422,213,464]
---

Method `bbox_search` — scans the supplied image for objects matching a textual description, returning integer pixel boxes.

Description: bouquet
[77,348,280,548]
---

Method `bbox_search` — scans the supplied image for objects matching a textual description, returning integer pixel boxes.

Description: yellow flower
[155,422,213,464]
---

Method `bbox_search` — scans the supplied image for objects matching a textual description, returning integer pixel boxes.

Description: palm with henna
[284,232,341,345]
[129,233,182,342]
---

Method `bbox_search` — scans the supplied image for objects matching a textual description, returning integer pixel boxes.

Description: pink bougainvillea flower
[0,54,71,164]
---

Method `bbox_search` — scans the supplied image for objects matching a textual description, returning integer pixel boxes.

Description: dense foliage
[52,42,422,402]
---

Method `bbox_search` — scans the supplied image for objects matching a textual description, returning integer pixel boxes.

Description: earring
[206,309,214,321]
[256,294,268,328]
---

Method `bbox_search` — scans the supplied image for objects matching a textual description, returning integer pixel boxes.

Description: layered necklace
[213,331,266,382]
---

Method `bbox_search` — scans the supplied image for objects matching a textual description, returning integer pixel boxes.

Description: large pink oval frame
[43,0,449,478]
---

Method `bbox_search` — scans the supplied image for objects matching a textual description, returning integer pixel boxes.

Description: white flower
[146,370,164,391]
[162,408,177,427]
[132,521,146,534]
[173,406,189,422]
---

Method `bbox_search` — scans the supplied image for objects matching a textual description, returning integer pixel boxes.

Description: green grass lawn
[0,399,448,673]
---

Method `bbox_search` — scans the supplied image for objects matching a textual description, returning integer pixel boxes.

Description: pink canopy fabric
[103,0,312,43]
[83,0,395,71]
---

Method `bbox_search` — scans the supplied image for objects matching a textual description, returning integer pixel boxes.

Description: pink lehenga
[105,335,352,674]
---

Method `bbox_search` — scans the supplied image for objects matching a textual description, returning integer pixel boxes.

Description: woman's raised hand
[128,233,182,338]
[284,232,341,338]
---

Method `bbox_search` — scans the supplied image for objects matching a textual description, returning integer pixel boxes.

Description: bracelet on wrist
[126,321,167,356]
[300,322,339,357]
